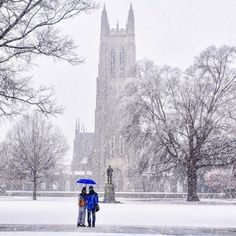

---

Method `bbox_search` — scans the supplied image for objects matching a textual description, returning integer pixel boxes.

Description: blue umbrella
[76,178,96,185]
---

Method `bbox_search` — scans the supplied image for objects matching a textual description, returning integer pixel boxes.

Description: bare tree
[0,0,98,116]
[6,112,68,200]
[122,46,236,201]
[204,168,236,194]
[0,142,10,186]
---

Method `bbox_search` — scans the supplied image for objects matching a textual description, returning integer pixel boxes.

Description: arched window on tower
[120,47,125,75]
[110,49,116,76]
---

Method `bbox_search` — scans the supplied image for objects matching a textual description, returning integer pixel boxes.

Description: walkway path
[0,224,235,235]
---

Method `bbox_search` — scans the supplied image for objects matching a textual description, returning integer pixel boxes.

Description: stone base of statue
[103,183,119,203]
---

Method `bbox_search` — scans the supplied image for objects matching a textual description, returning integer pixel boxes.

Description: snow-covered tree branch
[122,46,236,201]
[5,112,68,200]
[0,0,98,116]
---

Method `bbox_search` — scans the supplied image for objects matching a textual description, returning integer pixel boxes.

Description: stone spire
[75,120,77,136]
[126,2,134,34]
[76,119,81,133]
[101,3,110,35]
[116,20,119,31]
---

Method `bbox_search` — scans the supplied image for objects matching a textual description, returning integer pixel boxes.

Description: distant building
[71,4,136,191]
[70,121,94,190]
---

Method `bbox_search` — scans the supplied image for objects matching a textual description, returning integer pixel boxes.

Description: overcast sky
[1,0,236,163]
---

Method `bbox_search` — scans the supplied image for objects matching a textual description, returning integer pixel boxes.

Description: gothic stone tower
[71,121,94,190]
[92,3,136,191]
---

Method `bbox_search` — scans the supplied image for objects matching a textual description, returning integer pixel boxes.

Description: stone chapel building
[91,3,136,191]
[71,4,137,191]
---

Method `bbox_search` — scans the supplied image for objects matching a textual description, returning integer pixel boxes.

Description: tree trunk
[170,177,178,193]
[187,162,199,201]
[33,174,37,200]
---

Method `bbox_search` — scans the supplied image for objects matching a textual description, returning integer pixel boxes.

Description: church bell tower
[92,3,136,191]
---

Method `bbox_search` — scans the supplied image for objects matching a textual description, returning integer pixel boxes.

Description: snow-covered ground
[0,196,235,235]
[0,197,236,228]
[0,234,168,236]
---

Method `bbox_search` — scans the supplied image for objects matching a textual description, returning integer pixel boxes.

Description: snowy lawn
[0,233,168,236]
[0,197,236,228]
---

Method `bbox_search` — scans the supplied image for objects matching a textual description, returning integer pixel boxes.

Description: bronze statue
[107,165,113,184]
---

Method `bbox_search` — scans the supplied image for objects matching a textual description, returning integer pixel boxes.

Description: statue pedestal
[103,183,116,203]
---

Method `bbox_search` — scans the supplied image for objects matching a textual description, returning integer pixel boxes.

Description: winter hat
[89,186,93,190]
[82,187,86,192]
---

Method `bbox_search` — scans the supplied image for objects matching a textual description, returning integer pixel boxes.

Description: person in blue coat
[86,185,98,227]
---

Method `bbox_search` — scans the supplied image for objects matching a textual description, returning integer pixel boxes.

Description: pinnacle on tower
[82,123,85,133]
[101,3,110,35]
[116,20,119,31]
[75,118,80,136]
[126,2,134,34]
[75,120,77,135]
[77,118,81,132]
[130,2,133,12]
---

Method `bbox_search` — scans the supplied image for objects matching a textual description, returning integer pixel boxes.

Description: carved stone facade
[90,4,136,191]
[71,4,181,192]
[71,121,94,190]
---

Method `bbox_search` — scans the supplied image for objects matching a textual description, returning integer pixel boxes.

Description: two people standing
[77,185,99,227]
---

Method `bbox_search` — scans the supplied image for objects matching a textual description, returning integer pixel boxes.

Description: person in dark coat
[77,186,87,227]
[86,185,99,227]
